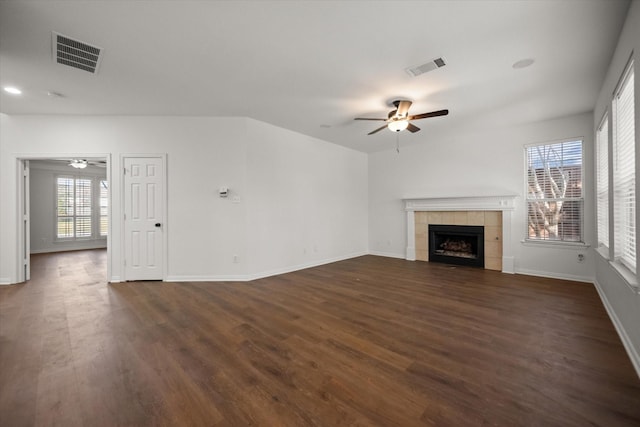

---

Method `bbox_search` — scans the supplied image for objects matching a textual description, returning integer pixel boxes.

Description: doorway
[16,155,111,283]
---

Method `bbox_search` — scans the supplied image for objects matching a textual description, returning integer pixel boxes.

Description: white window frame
[524,138,585,245]
[612,59,635,275]
[596,113,610,251]
[55,174,108,242]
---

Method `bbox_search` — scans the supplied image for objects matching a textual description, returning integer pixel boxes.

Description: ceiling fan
[354,100,448,135]
[65,159,107,169]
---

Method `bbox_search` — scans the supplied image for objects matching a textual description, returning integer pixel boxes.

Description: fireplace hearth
[429,224,484,268]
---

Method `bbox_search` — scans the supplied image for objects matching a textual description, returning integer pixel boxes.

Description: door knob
[155,223,161,227]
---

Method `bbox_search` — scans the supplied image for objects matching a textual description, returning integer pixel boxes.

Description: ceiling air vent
[52,32,103,74]
[405,57,446,77]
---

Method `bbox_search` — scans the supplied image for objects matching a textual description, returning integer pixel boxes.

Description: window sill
[609,260,639,292]
[54,237,107,243]
[595,245,610,260]
[520,239,590,250]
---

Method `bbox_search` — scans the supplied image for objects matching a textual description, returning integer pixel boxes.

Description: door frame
[17,159,30,282]
[120,154,168,281]
[14,153,112,283]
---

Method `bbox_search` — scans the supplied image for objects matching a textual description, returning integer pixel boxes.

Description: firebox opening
[429,224,485,268]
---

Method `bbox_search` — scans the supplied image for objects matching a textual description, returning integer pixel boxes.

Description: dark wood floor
[1,250,639,426]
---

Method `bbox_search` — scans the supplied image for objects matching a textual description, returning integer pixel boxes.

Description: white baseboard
[165,251,369,283]
[593,279,640,379]
[246,251,368,281]
[0,278,12,285]
[405,246,416,260]
[368,250,406,259]
[514,267,592,283]
[166,274,250,282]
[502,256,515,274]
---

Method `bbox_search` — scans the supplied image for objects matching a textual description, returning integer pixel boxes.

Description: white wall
[245,120,368,278]
[0,115,249,283]
[29,160,107,253]
[0,115,368,284]
[368,112,595,282]
[592,0,640,376]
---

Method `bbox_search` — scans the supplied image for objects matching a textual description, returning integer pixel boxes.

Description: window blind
[525,140,583,242]
[56,176,92,239]
[56,177,74,238]
[596,116,609,248]
[613,63,635,273]
[100,180,108,237]
[75,178,92,237]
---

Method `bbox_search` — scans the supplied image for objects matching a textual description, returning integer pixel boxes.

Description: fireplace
[429,224,484,268]
[403,196,517,272]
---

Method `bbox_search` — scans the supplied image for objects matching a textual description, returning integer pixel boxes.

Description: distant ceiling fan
[67,159,107,169]
[354,100,448,135]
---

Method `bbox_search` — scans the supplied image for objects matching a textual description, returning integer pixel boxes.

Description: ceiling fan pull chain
[396,133,400,154]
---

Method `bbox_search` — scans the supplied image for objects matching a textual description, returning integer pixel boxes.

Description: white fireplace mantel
[404,195,516,212]
[403,195,517,273]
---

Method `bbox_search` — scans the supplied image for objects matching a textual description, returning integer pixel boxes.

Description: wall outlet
[577,253,585,263]
[233,255,239,263]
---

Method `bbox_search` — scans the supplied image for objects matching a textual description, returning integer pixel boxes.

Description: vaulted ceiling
[0,1,630,152]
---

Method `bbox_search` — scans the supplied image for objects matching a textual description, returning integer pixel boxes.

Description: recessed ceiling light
[3,86,22,95]
[512,58,535,69]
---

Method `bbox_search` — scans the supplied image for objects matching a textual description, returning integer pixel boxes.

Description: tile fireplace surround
[404,196,517,273]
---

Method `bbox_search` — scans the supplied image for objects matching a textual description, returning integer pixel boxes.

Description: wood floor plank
[1,250,639,426]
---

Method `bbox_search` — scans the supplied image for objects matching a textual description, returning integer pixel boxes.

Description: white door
[123,157,165,281]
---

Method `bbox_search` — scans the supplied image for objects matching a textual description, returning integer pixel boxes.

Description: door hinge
[123,167,126,175]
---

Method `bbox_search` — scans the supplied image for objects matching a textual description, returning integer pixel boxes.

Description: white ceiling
[0,0,630,153]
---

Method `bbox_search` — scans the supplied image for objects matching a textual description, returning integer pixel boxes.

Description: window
[526,139,583,242]
[596,115,609,248]
[57,176,92,239]
[56,176,108,240]
[613,61,635,273]
[99,180,108,237]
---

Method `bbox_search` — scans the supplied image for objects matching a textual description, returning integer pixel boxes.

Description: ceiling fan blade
[408,109,449,120]
[407,123,420,133]
[368,124,388,135]
[354,117,387,121]
[396,100,412,118]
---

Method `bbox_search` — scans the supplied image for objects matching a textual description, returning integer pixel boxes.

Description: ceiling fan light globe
[70,159,88,169]
[388,120,409,132]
